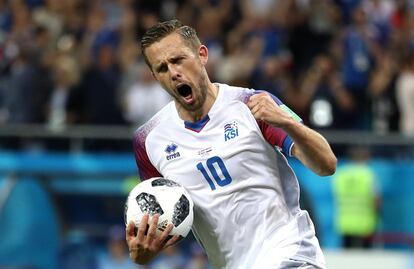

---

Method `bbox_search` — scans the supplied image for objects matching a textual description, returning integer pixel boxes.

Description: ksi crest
[224,121,239,141]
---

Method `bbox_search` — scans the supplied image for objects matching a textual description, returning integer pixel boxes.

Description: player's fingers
[249,103,263,119]
[157,223,174,247]
[247,96,258,109]
[164,235,181,248]
[249,96,269,110]
[137,214,149,242]
[249,92,268,102]
[249,102,259,114]
[126,221,136,241]
[145,214,159,244]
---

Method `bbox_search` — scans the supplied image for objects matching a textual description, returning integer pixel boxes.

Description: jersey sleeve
[251,90,302,156]
[256,120,294,156]
[132,128,163,180]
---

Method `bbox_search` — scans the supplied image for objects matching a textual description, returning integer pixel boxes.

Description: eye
[157,63,168,73]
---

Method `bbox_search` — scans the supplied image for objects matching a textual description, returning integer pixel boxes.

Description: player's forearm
[283,119,337,176]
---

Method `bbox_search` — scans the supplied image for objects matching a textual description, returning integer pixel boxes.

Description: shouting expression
[144,33,210,114]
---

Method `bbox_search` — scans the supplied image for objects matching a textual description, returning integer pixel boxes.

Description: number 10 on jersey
[196,156,232,190]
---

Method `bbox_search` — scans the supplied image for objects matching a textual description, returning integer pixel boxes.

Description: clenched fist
[247,92,294,128]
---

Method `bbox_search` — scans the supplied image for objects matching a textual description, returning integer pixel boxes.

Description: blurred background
[0,0,413,268]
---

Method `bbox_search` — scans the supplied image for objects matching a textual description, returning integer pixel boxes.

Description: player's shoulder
[217,83,255,104]
[219,83,287,107]
[133,102,173,146]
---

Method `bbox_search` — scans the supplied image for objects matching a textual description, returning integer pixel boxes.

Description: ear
[198,45,209,65]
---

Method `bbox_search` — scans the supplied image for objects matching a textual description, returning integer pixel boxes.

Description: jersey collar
[171,83,223,133]
[184,115,210,133]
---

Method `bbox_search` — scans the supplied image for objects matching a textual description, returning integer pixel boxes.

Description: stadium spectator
[369,51,400,134]
[2,25,53,124]
[69,43,124,125]
[47,55,80,129]
[32,0,65,45]
[332,146,380,248]
[361,0,395,45]
[339,5,377,130]
[294,54,354,129]
[250,55,293,99]
[122,62,171,125]
[396,52,414,136]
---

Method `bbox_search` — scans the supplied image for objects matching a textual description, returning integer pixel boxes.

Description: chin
[183,101,202,112]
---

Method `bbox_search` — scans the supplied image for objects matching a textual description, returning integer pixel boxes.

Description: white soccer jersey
[133,83,326,269]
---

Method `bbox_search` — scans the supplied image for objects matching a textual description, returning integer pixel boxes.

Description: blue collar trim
[184,115,210,133]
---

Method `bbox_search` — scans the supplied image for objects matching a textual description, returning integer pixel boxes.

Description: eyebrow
[154,54,185,72]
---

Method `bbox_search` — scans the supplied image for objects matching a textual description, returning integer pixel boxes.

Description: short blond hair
[141,19,201,67]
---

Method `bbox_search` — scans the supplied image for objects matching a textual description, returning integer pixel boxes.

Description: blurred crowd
[1,0,414,137]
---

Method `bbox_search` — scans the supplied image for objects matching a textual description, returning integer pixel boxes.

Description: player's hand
[247,92,293,128]
[126,214,180,264]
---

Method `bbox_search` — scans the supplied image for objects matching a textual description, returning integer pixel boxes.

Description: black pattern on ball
[136,192,164,215]
[124,202,128,225]
[151,178,180,187]
[172,194,190,227]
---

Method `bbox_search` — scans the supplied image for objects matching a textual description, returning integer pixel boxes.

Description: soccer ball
[124,177,194,239]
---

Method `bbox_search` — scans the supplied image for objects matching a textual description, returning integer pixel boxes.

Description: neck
[177,82,218,122]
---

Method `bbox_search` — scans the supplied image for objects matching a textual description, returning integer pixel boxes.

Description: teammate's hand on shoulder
[126,214,180,265]
[247,92,293,128]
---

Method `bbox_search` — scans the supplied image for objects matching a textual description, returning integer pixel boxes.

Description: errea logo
[165,143,180,160]
[224,121,239,141]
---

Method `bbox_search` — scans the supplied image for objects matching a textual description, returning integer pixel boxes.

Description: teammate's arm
[247,92,337,176]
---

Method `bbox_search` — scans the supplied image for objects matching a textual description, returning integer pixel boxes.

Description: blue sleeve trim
[282,135,294,156]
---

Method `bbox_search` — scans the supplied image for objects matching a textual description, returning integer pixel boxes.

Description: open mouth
[177,84,192,98]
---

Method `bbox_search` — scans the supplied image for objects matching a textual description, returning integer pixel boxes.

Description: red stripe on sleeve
[133,130,162,180]
[256,119,288,148]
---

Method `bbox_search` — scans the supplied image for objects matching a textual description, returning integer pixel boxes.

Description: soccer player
[126,19,337,269]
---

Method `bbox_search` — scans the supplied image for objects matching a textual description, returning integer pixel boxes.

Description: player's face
[145,33,209,112]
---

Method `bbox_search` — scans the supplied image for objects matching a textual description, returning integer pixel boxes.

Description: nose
[169,64,181,81]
